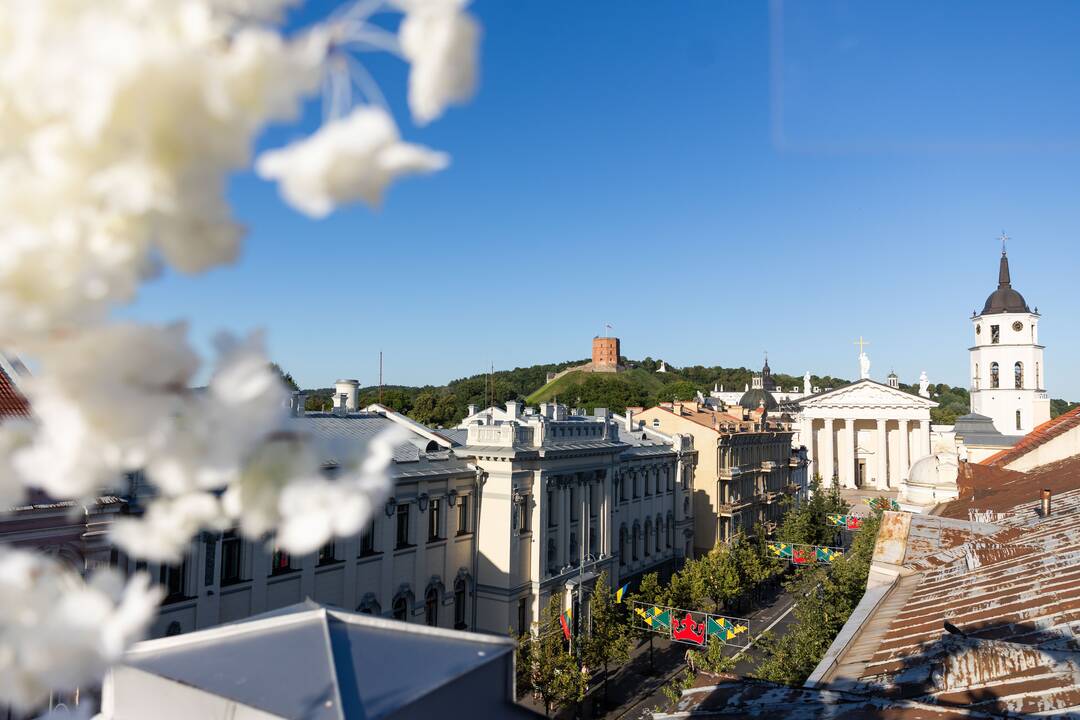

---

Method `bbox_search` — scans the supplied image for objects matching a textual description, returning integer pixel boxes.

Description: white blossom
[145,331,288,496]
[0,1,327,340]
[13,324,198,500]
[0,549,162,711]
[111,493,226,563]
[397,0,480,124]
[257,106,449,216]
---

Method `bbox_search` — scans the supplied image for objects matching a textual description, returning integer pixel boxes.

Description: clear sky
[127,0,1080,398]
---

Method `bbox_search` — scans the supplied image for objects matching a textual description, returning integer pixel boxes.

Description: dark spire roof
[981,251,1030,315]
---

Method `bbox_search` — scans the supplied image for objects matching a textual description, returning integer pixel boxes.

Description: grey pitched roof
[123,603,522,720]
[953,412,1022,447]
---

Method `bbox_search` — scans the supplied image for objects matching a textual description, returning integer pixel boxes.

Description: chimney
[336,393,348,416]
[672,402,682,417]
[1041,488,1052,517]
[625,408,634,432]
[467,404,477,416]
[334,379,359,411]
[506,400,520,419]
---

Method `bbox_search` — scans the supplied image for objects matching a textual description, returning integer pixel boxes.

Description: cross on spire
[999,231,1010,255]
[854,336,870,355]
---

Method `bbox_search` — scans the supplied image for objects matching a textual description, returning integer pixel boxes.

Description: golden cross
[854,336,870,354]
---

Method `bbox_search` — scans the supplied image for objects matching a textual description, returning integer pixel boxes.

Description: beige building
[630,401,808,554]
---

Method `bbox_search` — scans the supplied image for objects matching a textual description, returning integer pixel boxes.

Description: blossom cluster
[0,0,479,711]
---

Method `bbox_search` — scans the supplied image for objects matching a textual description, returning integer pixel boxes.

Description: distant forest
[279,359,1078,429]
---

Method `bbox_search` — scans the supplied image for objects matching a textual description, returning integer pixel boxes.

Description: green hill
[525,367,671,408]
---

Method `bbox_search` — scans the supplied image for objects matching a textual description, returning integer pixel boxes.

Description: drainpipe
[470,465,487,632]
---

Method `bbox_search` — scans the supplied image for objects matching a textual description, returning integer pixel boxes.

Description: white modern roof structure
[103,601,538,719]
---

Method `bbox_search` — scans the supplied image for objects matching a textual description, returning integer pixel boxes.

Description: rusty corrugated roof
[661,457,1080,718]
[0,366,29,418]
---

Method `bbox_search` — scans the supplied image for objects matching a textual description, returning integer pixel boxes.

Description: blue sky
[127,1,1080,398]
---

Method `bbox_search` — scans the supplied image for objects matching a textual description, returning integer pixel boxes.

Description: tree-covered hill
[290,360,1077,429]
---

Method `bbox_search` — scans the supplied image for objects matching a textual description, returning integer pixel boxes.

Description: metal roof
[122,602,523,720]
[665,458,1080,717]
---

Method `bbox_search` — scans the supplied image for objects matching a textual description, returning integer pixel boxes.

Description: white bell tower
[969,237,1050,435]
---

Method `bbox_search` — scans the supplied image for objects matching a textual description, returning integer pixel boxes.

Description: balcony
[717,498,753,515]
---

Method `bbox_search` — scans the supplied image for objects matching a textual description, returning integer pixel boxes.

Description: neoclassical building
[129,398,696,641]
[796,374,937,491]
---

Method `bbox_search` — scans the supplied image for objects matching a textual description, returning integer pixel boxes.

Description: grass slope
[525,367,669,406]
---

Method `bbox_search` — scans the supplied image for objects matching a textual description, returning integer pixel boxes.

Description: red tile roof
[981,406,1080,468]
[0,366,29,418]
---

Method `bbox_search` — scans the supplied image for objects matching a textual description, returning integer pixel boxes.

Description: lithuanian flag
[559,608,572,640]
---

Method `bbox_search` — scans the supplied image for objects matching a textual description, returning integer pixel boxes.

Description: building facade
[129,398,695,641]
[630,401,808,553]
[969,247,1050,435]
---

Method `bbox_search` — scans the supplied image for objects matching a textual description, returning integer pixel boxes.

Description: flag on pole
[615,583,629,604]
[559,608,572,640]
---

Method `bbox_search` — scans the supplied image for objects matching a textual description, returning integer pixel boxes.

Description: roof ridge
[982,406,1080,467]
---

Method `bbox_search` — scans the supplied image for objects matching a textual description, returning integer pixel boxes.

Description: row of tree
[517,476,858,716]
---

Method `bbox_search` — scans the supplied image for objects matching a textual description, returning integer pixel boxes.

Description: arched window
[1014,362,1023,389]
[392,596,408,622]
[632,523,640,561]
[643,520,651,557]
[425,587,439,627]
[547,539,557,575]
[619,525,628,566]
[656,514,663,552]
[357,594,381,616]
[990,362,1000,389]
[454,578,467,629]
[1016,410,1022,431]
[620,475,627,502]
[667,512,674,548]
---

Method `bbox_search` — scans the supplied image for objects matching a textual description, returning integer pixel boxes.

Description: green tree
[690,548,740,613]
[528,594,588,717]
[581,572,632,705]
[270,362,298,391]
[753,512,882,685]
[629,572,666,673]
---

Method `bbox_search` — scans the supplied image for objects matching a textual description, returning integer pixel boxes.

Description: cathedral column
[803,418,816,468]
[840,419,856,489]
[820,419,834,485]
[897,420,910,483]
[875,419,889,490]
[919,419,931,459]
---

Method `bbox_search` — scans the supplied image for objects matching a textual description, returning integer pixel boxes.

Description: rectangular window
[318,540,338,565]
[517,598,528,635]
[457,495,470,535]
[396,503,411,548]
[360,520,376,556]
[428,498,442,542]
[991,325,1000,344]
[160,560,187,601]
[518,496,529,534]
[270,546,293,575]
[547,490,556,526]
[220,531,243,585]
